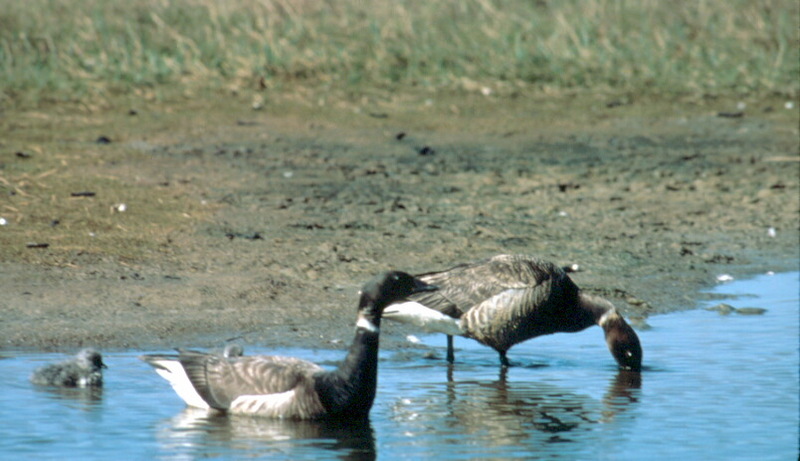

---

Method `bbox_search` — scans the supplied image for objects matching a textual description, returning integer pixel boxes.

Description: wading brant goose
[140,271,436,419]
[30,348,107,387]
[383,254,643,370]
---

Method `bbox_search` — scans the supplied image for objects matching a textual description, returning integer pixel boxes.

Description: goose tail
[139,354,211,410]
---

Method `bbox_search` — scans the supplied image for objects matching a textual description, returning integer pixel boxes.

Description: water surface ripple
[1,271,796,460]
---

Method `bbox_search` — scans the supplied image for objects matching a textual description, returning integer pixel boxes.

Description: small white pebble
[406,335,421,344]
[736,101,746,110]
[0,217,6,226]
[785,101,795,110]
[282,171,294,179]
[113,203,126,212]
[481,86,492,96]
[558,211,569,217]
[767,227,776,237]
[89,232,96,238]
[716,274,734,282]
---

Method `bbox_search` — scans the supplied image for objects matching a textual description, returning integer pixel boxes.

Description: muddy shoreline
[2,92,798,352]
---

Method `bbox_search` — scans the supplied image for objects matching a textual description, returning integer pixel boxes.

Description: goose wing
[177,350,324,411]
[142,350,326,416]
[411,254,563,318]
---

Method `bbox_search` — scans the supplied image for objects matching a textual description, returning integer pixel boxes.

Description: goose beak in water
[606,320,643,372]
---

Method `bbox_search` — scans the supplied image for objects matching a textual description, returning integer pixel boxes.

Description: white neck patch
[598,309,620,327]
[356,316,379,333]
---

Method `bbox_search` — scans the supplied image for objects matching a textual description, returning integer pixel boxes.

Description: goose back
[141,346,339,419]
[410,255,595,352]
[179,351,324,411]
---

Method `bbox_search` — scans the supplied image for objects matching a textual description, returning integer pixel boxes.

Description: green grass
[1,0,797,106]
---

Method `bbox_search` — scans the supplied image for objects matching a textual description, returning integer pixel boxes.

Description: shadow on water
[156,408,376,460]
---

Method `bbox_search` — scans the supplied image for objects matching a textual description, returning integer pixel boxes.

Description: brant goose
[140,271,436,419]
[223,344,244,358]
[30,348,107,387]
[383,254,643,370]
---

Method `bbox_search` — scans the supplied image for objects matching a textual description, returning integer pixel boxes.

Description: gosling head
[77,348,107,372]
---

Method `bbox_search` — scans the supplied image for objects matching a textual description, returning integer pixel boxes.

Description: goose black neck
[578,292,615,325]
[314,316,381,419]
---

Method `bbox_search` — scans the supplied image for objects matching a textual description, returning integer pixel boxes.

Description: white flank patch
[230,389,296,417]
[383,302,463,336]
[356,316,379,333]
[152,359,210,410]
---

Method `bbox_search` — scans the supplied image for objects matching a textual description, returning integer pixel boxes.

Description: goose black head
[602,315,643,371]
[77,348,108,371]
[358,271,437,314]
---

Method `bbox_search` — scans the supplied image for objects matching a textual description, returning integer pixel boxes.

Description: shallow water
[1,271,797,460]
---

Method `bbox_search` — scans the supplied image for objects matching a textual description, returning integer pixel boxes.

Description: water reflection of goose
[157,407,375,460]
[33,385,104,409]
[140,271,436,419]
[384,254,643,370]
[390,369,641,448]
[600,370,641,423]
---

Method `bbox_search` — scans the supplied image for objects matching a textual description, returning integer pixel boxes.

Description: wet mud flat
[1,93,798,351]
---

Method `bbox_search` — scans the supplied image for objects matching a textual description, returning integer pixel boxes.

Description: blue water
[0,271,797,460]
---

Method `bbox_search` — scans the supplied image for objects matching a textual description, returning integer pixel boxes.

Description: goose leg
[499,351,510,367]
[446,335,454,363]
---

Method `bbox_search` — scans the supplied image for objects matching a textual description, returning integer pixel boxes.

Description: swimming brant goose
[30,348,107,387]
[140,271,436,419]
[383,254,643,370]
[223,344,244,358]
